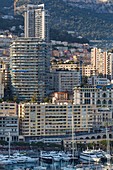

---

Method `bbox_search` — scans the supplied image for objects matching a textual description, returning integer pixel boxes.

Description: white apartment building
[91,48,113,79]
[88,76,110,85]
[106,52,113,80]
[24,4,49,42]
[10,38,50,102]
[91,48,103,74]
[73,84,113,114]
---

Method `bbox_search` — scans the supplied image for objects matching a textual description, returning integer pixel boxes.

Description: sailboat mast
[106,126,110,168]
[72,114,74,160]
[8,132,11,158]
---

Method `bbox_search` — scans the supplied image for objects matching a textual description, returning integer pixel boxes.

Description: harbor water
[0,161,77,170]
[0,160,111,170]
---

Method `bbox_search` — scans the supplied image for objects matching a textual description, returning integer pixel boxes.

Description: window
[102,93,106,98]
[103,100,107,105]
[84,93,90,97]
[97,100,101,104]
[108,100,112,104]
[84,99,90,104]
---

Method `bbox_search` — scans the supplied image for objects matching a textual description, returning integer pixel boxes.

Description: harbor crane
[14,0,42,15]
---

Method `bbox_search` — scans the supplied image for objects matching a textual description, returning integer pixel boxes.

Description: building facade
[51,91,73,104]
[73,84,113,114]
[0,72,4,99]
[93,107,112,129]
[91,48,113,79]
[49,70,81,93]
[0,102,18,141]
[24,4,49,42]
[10,38,50,102]
[18,103,108,141]
[88,76,110,85]
[51,64,79,71]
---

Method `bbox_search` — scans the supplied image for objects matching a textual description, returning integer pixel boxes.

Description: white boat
[16,158,26,163]
[0,158,13,165]
[49,151,61,162]
[75,163,105,170]
[59,153,71,162]
[40,155,53,163]
[62,115,78,169]
[52,155,61,162]
[10,152,38,163]
[35,151,47,170]
[62,155,71,161]
[80,150,100,162]
[93,149,111,160]
[9,158,17,164]
[34,166,47,170]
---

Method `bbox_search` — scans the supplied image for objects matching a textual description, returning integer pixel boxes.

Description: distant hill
[44,0,113,40]
[0,0,13,8]
[66,0,113,13]
[1,0,113,40]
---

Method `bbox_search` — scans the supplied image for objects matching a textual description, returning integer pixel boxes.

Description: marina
[0,149,112,170]
[0,126,112,169]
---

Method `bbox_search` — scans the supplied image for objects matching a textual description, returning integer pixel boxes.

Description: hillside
[65,0,113,13]
[44,0,113,40]
[0,0,13,8]
[1,0,113,40]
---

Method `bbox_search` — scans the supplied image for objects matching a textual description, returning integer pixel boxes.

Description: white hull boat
[80,150,100,162]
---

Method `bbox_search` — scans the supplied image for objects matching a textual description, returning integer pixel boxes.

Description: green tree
[31,93,37,103]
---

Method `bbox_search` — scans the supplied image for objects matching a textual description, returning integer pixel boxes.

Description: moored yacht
[0,158,13,165]
[80,150,100,162]
[39,151,53,164]
[87,149,111,162]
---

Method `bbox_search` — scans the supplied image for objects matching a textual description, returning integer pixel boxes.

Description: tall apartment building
[24,4,49,42]
[91,48,113,79]
[105,52,113,80]
[10,38,50,102]
[91,48,103,74]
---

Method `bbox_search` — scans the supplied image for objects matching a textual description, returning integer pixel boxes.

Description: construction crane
[14,0,19,15]
[14,0,42,15]
[14,0,25,15]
